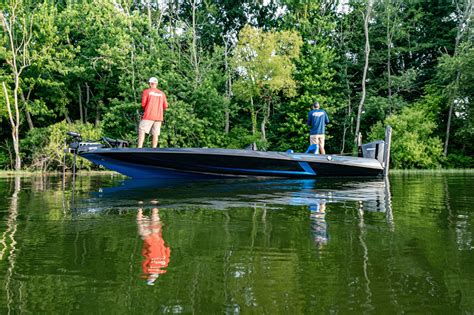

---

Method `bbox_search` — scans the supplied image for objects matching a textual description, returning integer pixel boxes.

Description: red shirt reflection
[137,208,170,285]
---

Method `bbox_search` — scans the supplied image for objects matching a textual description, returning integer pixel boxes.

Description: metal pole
[62,139,66,190]
[383,126,392,177]
[72,151,77,208]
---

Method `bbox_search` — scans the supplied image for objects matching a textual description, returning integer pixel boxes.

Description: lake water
[0,173,473,313]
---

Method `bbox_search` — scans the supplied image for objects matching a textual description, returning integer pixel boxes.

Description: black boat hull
[79,148,384,179]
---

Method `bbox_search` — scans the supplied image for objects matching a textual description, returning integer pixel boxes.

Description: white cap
[149,77,158,84]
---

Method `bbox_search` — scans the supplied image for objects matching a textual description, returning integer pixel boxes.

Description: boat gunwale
[80,147,384,170]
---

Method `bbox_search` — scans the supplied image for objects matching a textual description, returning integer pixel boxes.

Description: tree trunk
[65,111,72,124]
[21,92,34,130]
[2,82,21,170]
[78,84,83,123]
[223,37,231,134]
[261,98,272,142]
[386,12,392,113]
[130,46,137,103]
[95,102,100,127]
[85,83,90,122]
[250,96,257,135]
[190,0,200,85]
[444,70,460,156]
[354,1,372,148]
[11,78,22,170]
[24,108,34,130]
[341,64,351,154]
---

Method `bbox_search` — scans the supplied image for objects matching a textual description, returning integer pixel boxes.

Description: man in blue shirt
[307,101,330,154]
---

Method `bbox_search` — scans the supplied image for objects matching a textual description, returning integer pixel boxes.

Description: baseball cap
[149,77,158,84]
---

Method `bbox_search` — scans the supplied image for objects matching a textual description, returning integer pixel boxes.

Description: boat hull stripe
[298,162,316,175]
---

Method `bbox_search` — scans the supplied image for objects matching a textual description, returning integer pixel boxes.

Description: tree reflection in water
[1,176,20,313]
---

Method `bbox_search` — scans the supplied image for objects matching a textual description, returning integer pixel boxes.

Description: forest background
[1,0,473,171]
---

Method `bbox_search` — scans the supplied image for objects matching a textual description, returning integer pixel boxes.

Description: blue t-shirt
[307,109,329,135]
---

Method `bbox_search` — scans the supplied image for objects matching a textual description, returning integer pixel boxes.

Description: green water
[0,174,473,313]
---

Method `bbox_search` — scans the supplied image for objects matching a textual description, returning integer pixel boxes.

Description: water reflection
[1,174,474,312]
[79,178,393,215]
[0,176,20,314]
[81,178,394,258]
[137,208,170,285]
[309,201,328,247]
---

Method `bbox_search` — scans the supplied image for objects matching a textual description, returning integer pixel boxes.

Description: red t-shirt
[141,232,170,275]
[141,88,168,121]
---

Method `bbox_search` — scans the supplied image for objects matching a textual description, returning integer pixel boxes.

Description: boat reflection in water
[76,177,393,295]
[137,207,170,285]
[82,177,392,213]
[78,177,393,248]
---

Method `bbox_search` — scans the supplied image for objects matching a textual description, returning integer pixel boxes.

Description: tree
[369,105,443,169]
[436,44,474,160]
[232,25,302,142]
[442,0,473,156]
[354,0,373,149]
[1,0,35,170]
[274,0,339,153]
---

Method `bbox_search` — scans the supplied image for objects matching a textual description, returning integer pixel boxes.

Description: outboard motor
[360,140,385,163]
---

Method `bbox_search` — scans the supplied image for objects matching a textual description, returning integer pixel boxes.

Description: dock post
[383,126,392,177]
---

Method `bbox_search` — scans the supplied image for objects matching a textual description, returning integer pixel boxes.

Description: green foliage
[435,44,474,155]
[0,0,472,170]
[21,121,102,171]
[161,100,214,148]
[101,101,140,143]
[369,106,443,169]
[443,154,474,169]
[232,25,302,138]
[0,149,10,170]
[225,127,268,150]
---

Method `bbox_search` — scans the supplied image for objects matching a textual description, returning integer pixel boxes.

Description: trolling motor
[65,131,104,154]
[65,131,83,154]
[63,131,130,208]
[65,132,129,154]
[63,131,84,206]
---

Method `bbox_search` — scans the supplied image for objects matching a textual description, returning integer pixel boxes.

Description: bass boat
[66,127,391,179]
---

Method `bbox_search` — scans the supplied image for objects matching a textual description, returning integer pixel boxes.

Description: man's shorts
[310,134,325,147]
[139,120,162,136]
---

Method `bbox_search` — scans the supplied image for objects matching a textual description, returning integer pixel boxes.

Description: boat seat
[102,137,129,148]
[305,144,319,154]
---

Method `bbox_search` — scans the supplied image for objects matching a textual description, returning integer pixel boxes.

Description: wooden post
[383,125,392,177]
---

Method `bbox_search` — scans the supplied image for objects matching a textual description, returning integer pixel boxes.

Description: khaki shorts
[310,134,325,148]
[139,120,162,136]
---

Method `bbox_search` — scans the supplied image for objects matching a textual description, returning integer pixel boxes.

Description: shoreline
[0,169,473,177]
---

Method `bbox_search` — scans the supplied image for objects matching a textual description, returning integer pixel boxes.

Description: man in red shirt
[138,77,168,148]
